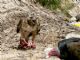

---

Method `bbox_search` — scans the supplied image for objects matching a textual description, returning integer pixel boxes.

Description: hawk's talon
[31,41,36,49]
[18,39,28,49]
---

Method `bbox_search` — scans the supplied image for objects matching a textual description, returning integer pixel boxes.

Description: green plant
[36,0,74,18]
[36,0,61,10]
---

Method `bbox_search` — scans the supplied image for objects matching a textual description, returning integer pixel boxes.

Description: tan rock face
[67,0,80,16]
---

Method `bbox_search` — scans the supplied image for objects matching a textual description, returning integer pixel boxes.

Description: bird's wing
[17,19,22,33]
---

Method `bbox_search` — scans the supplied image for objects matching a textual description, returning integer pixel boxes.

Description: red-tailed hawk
[17,15,40,49]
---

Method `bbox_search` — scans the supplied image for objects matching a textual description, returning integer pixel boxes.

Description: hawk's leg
[18,30,29,49]
[31,32,36,49]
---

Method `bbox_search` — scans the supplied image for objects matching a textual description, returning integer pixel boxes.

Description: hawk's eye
[32,20,36,23]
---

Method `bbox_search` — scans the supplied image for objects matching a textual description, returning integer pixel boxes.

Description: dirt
[0,0,77,60]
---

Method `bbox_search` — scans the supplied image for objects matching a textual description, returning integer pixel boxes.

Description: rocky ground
[0,0,79,60]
